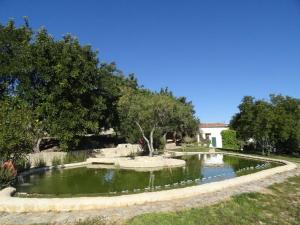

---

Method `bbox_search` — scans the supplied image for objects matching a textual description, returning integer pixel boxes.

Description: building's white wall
[198,127,229,148]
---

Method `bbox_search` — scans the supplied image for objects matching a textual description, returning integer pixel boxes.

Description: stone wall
[28,152,67,167]
[95,144,143,157]
[28,150,91,167]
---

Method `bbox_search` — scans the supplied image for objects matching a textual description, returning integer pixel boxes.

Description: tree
[270,95,300,154]
[230,95,300,155]
[159,88,199,143]
[221,130,238,150]
[0,19,125,150]
[0,97,38,163]
[118,88,199,156]
[118,90,169,156]
[230,96,256,141]
[0,19,32,98]
[0,19,200,154]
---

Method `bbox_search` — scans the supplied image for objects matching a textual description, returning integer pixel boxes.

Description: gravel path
[1,165,299,225]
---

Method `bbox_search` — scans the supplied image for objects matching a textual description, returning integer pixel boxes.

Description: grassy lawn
[170,145,300,164]
[171,145,211,152]
[216,149,300,164]
[124,175,300,225]
[262,154,300,164]
[73,175,300,225]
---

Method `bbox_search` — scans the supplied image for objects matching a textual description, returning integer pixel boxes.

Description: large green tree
[230,95,300,154]
[0,18,32,97]
[0,97,37,162]
[117,88,198,156]
[0,19,122,150]
[0,19,199,157]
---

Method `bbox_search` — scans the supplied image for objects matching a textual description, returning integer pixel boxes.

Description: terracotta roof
[199,123,228,128]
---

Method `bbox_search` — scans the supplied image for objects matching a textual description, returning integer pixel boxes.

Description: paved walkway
[1,165,299,225]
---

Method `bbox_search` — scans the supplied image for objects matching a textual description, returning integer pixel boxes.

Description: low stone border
[0,153,297,213]
[87,156,186,171]
[17,161,89,178]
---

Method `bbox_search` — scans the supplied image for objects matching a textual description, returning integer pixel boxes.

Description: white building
[197,123,229,148]
[203,154,224,166]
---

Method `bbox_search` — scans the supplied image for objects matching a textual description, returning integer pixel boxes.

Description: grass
[51,156,62,166]
[28,148,299,225]
[25,175,300,225]
[63,151,89,164]
[171,145,300,164]
[69,175,300,225]
[216,148,300,164]
[123,175,300,225]
[173,145,211,152]
[33,157,47,168]
[265,154,300,164]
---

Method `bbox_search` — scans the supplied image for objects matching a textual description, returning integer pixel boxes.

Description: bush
[51,156,62,167]
[15,157,31,172]
[0,160,17,188]
[63,151,88,164]
[183,136,195,144]
[0,98,38,163]
[34,157,46,168]
[221,130,239,150]
[0,167,15,188]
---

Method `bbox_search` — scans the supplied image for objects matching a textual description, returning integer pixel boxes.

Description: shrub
[63,151,88,164]
[183,136,195,144]
[34,157,46,168]
[0,98,39,163]
[51,156,62,167]
[221,130,239,150]
[15,157,31,172]
[0,160,17,188]
[201,138,211,148]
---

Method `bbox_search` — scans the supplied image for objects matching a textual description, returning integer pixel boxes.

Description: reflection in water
[104,170,114,182]
[14,154,280,197]
[203,154,224,166]
[148,171,155,189]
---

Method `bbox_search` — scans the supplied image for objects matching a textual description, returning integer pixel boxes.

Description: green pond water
[14,154,281,197]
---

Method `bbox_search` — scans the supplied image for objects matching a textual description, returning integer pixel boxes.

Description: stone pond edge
[0,152,297,213]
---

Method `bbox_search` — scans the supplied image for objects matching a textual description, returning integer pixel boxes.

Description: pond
[14,154,281,197]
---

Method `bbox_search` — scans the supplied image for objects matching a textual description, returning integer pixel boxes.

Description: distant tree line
[0,19,199,163]
[230,95,300,155]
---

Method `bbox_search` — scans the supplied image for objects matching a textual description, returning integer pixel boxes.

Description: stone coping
[87,156,186,171]
[0,153,297,213]
[18,161,89,177]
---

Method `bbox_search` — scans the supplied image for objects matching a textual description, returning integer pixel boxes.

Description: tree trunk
[135,122,152,156]
[33,137,56,153]
[149,127,155,157]
[173,131,177,144]
[163,133,167,150]
[33,138,42,153]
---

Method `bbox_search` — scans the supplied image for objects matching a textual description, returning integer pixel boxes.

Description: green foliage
[231,95,300,155]
[0,19,32,97]
[183,136,195,144]
[33,157,46,168]
[63,151,88,164]
[15,157,31,172]
[221,130,238,150]
[123,176,300,225]
[0,19,199,155]
[0,97,37,162]
[51,156,62,167]
[0,166,15,188]
[0,19,125,150]
[117,89,198,156]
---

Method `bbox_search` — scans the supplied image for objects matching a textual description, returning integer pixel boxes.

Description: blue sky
[1,0,300,123]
